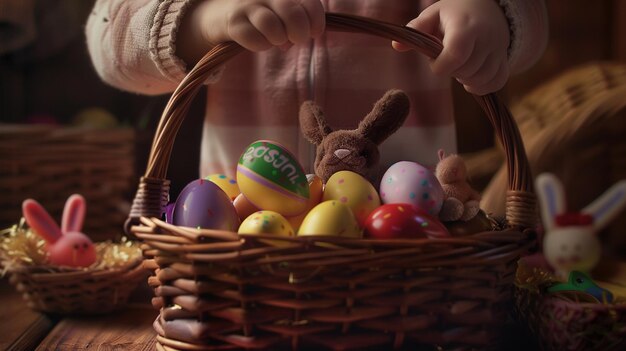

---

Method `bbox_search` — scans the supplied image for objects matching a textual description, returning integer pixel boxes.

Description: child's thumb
[392,6,441,52]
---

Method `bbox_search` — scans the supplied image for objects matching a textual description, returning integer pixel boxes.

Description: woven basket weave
[1,254,146,315]
[128,13,537,350]
[515,284,626,351]
[0,124,135,242]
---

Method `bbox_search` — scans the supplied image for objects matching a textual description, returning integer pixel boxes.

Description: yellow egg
[323,171,381,226]
[287,174,324,231]
[72,107,118,128]
[238,210,295,247]
[237,140,309,216]
[205,174,240,201]
[297,200,362,238]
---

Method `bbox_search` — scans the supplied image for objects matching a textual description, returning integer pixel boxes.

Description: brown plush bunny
[299,89,410,184]
[435,149,482,221]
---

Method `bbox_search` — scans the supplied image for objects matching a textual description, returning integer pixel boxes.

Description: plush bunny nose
[334,149,351,160]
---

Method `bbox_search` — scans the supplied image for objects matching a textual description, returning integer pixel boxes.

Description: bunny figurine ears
[299,89,410,183]
[22,194,96,267]
[535,173,626,280]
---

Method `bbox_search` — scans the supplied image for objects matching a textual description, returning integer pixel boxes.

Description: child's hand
[393,0,510,95]
[195,0,325,51]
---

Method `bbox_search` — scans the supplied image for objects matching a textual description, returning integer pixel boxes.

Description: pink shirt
[86,0,548,178]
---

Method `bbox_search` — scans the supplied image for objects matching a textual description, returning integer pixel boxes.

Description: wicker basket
[0,124,135,242]
[128,13,537,350]
[2,255,146,315]
[514,261,626,351]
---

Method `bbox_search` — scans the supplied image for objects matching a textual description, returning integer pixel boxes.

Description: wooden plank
[36,304,158,351]
[0,279,57,351]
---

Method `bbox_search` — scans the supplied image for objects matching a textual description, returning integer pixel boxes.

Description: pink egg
[379,161,444,216]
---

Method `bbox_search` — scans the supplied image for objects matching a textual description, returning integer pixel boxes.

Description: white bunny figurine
[535,173,626,281]
[22,194,97,267]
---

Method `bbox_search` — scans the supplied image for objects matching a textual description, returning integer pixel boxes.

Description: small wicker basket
[2,256,146,315]
[0,226,147,315]
[128,13,537,350]
[514,261,626,351]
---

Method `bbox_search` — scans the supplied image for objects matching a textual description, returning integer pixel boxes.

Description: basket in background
[469,62,626,257]
[0,124,135,242]
[514,260,626,351]
[128,13,537,350]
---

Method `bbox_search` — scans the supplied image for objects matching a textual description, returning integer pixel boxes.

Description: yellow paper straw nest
[1,218,142,273]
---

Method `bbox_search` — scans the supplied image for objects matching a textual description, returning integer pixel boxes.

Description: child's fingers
[431,25,473,76]
[298,0,325,36]
[457,53,501,88]
[393,6,441,52]
[450,43,486,80]
[248,6,289,46]
[271,0,311,44]
[462,59,509,95]
[411,5,441,37]
[229,14,274,51]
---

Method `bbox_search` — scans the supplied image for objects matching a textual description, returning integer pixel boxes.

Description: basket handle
[125,13,536,233]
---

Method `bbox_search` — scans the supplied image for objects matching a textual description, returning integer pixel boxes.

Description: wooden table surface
[0,279,158,351]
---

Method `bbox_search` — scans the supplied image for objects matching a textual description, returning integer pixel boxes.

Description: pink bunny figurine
[536,173,626,281]
[435,149,481,222]
[22,194,97,267]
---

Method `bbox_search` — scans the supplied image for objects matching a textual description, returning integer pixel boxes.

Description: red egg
[364,204,450,239]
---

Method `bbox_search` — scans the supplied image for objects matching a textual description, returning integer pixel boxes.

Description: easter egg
[323,171,380,226]
[238,210,295,247]
[164,202,175,223]
[298,200,362,238]
[379,161,444,216]
[205,173,239,201]
[364,204,450,239]
[172,179,240,230]
[236,140,309,216]
[72,107,118,128]
[233,193,259,221]
[287,174,324,231]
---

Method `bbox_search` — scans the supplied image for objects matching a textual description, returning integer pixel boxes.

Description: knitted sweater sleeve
[499,0,549,73]
[86,0,221,95]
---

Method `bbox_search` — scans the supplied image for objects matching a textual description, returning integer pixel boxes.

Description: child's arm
[86,0,188,95]
[177,0,325,67]
[86,0,325,95]
[395,0,548,95]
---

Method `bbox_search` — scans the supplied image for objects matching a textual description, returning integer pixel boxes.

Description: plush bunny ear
[582,180,626,232]
[438,149,447,161]
[62,194,86,233]
[22,199,63,244]
[299,101,333,145]
[535,173,566,232]
[357,90,410,145]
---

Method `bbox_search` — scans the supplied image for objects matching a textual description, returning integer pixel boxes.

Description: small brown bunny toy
[435,149,482,222]
[299,89,410,184]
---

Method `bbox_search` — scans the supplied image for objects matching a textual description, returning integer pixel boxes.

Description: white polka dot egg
[379,161,444,216]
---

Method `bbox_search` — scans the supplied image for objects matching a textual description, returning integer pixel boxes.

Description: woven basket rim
[516,285,626,309]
